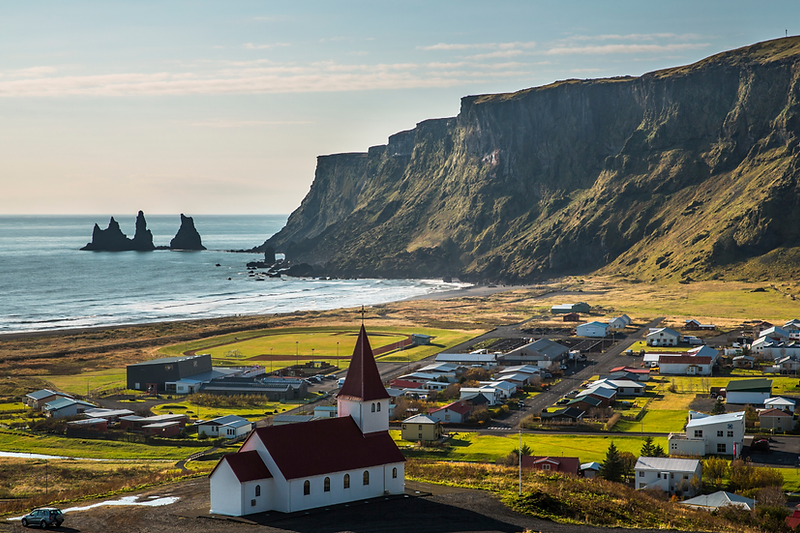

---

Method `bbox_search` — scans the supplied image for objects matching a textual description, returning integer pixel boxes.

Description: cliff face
[263,37,800,282]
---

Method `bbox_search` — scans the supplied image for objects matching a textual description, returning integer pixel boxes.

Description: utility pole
[518,430,522,495]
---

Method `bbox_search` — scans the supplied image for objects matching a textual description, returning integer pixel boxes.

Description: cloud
[565,33,705,42]
[243,42,290,50]
[467,49,527,60]
[544,42,709,55]
[9,66,57,77]
[420,41,536,51]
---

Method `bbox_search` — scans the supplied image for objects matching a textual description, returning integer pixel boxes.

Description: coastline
[0,283,529,342]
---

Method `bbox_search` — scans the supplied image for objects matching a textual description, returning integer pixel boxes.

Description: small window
[542,464,551,470]
[670,473,674,479]
[255,485,261,497]
[392,467,397,479]
[303,480,310,495]
[371,403,376,412]
[363,471,370,486]
[717,443,726,453]
[638,471,644,477]
[344,474,350,489]
[377,402,381,412]
[657,473,661,479]
[727,431,734,437]
[717,430,723,437]
[324,477,330,492]
[694,430,703,438]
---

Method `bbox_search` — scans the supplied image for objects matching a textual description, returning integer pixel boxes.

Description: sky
[1,0,797,215]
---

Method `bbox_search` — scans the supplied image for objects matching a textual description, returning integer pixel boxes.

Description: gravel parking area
[1,478,707,533]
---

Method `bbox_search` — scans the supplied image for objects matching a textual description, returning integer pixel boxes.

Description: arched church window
[377,402,381,412]
[303,480,310,495]
[363,470,370,485]
[371,403,375,412]
[392,467,397,479]
[324,477,331,492]
[255,485,261,497]
[344,473,350,489]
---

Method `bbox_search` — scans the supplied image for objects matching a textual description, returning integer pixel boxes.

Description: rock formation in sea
[81,211,154,251]
[259,37,800,283]
[169,214,206,250]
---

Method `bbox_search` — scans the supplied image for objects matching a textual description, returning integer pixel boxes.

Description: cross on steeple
[360,305,366,325]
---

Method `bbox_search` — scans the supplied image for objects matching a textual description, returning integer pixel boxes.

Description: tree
[703,456,730,489]
[711,398,726,415]
[599,442,624,483]
[640,436,656,457]
[620,451,636,482]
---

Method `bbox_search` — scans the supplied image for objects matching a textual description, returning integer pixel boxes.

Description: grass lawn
[782,468,800,493]
[159,326,484,369]
[46,368,128,396]
[0,402,26,412]
[0,429,197,461]
[614,410,687,433]
[152,399,305,421]
[628,341,687,353]
[391,430,667,464]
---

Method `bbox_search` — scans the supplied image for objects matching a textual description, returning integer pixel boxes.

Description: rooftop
[635,456,700,472]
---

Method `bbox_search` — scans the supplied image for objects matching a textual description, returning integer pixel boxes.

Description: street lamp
[296,341,299,373]
[270,347,273,374]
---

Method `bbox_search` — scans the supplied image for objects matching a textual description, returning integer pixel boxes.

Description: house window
[727,431,734,437]
[638,471,644,477]
[255,485,261,497]
[392,467,397,479]
[542,464,551,470]
[324,477,330,492]
[363,471,369,486]
[717,443,726,453]
[717,430,723,437]
[402,424,406,430]
[657,473,661,479]
[303,480,310,495]
[694,430,703,438]
[371,403,376,412]
[344,474,350,489]
[377,403,381,412]
[418,425,422,430]
[670,473,674,479]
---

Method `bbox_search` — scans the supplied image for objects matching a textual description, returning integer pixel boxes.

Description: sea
[0,215,469,334]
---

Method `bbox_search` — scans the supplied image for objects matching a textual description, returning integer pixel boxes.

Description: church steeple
[337,325,390,434]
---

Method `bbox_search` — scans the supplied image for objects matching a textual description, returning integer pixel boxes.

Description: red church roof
[249,416,404,480]
[338,325,390,401]
[212,450,272,482]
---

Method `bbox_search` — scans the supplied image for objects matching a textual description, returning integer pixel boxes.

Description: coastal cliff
[262,37,800,283]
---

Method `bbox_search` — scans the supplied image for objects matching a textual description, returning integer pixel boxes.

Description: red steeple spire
[338,325,390,401]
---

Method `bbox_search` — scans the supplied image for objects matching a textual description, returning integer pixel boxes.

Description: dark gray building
[127,353,212,393]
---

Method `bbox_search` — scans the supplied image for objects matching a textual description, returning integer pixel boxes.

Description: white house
[657,355,713,376]
[209,326,405,516]
[682,491,755,512]
[751,337,800,360]
[725,378,772,405]
[608,317,628,331]
[635,457,702,496]
[198,415,252,439]
[784,319,800,340]
[668,411,745,457]
[591,378,646,396]
[459,387,501,405]
[576,321,609,338]
[764,397,796,412]
[646,328,681,347]
[479,380,517,399]
[759,326,790,341]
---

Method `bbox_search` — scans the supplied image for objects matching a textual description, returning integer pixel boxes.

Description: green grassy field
[151,398,318,421]
[391,430,667,464]
[158,325,483,370]
[45,368,128,397]
[0,429,197,461]
[628,341,688,353]
[615,410,687,433]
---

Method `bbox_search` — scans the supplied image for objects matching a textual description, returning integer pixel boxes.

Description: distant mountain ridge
[261,37,800,283]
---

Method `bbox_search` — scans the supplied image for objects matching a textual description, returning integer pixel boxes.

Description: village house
[83,408,135,423]
[142,421,182,437]
[209,326,405,516]
[197,415,252,439]
[764,397,796,412]
[608,316,628,331]
[401,414,442,441]
[66,418,108,435]
[521,456,580,475]
[119,413,187,432]
[751,337,800,360]
[575,321,610,338]
[609,366,651,381]
[635,457,702,496]
[551,302,591,314]
[498,338,569,368]
[725,378,772,405]
[563,312,581,322]
[758,408,794,432]
[682,491,755,512]
[24,389,73,411]
[44,398,96,418]
[657,355,714,376]
[759,326,790,342]
[435,352,498,367]
[479,380,517,399]
[459,387,502,405]
[668,411,745,457]
[590,378,646,396]
[684,319,716,331]
[313,406,337,419]
[575,385,616,407]
[775,356,800,374]
[427,400,473,424]
[566,395,603,411]
[580,462,601,479]
[784,319,800,340]
[540,407,584,425]
[646,328,681,347]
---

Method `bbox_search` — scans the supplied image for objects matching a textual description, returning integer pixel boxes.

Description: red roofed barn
[209,325,406,516]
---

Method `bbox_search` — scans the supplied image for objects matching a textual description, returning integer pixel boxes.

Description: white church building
[209,326,406,516]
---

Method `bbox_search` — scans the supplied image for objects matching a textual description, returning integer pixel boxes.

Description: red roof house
[521,455,581,475]
[427,400,473,424]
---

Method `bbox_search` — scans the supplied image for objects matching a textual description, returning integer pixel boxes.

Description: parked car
[751,438,771,453]
[21,507,63,528]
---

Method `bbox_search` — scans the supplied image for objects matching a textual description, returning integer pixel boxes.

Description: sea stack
[81,211,155,251]
[130,210,156,251]
[169,214,206,250]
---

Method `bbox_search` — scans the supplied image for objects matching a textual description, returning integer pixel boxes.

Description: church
[209,325,406,516]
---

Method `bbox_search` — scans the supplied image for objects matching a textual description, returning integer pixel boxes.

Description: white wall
[210,461,243,516]
[726,392,770,405]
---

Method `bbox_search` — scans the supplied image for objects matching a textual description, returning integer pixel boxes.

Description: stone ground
[0,478,706,533]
